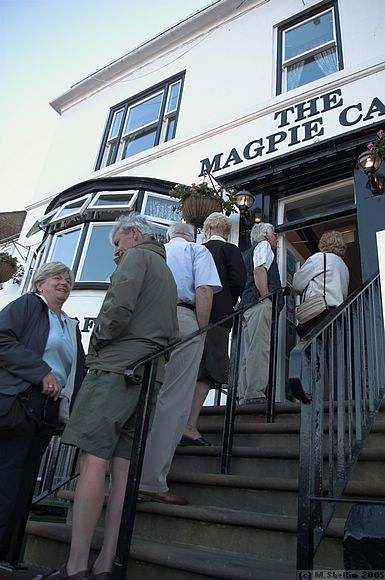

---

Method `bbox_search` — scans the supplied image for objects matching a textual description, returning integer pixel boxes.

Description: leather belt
[177,302,195,311]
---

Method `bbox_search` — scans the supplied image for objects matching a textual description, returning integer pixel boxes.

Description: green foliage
[170,182,238,216]
[0,252,18,268]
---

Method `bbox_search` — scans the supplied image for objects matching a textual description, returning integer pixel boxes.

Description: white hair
[250,222,275,244]
[166,222,195,241]
[110,213,155,243]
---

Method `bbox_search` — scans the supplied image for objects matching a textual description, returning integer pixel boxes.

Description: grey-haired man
[55,214,179,580]
[238,222,283,405]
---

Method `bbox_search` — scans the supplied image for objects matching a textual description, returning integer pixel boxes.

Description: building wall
[32,0,385,202]
[2,0,385,368]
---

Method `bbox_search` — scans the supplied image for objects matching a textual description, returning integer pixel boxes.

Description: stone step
[23,400,385,579]
[25,513,344,576]
[59,473,300,519]
[197,402,301,429]
[172,442,385,478]
[172,444,300,478]
[168,472,299,514]
[59,466,385,525]
[134,504,300,560]
[188,422,300,448]
[25,521,297,580]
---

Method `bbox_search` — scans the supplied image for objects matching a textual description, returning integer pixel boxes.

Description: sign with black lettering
[199,87,385,176]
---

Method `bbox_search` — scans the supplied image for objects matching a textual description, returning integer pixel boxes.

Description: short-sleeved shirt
[165,237,222,304]
[253,240,275,270]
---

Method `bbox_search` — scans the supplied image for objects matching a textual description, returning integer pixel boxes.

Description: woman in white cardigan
[293,230,350,337]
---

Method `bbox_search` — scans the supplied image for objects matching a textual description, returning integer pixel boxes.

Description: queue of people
[0,212,351,579]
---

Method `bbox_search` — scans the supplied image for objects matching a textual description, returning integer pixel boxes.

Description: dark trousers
[0,386,59,561]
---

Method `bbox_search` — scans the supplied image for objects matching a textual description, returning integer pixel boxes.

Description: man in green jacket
[57,214,178,580]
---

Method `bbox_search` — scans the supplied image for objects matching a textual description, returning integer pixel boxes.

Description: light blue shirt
[165,236,222,304]
[42,311,74,389]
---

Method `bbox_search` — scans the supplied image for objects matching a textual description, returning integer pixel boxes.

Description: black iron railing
[114,287,284,580]
[289,273,385,572]
[5,289,284,570]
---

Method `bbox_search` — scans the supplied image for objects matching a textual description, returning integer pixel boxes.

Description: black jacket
[0,293,86,404]
[204,239,247,329]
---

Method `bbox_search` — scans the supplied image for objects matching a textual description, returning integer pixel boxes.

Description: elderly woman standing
[293,230,350,337]
[0,261,86,561]
[181,212,246,445]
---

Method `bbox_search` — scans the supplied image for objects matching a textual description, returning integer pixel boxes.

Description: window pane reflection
[285,11,333,60]
[287,48,337,90]
[167,82,181,112]
[282,185,354,225]
[50,229,81,268]
[122,130,157,158]
[125,93,163,133]
[79,225,116,282]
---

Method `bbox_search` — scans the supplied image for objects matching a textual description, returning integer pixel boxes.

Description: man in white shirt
[139,222,222,505]
[238,222,283,405]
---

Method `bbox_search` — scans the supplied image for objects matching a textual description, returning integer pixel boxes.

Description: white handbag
[295,253,328,325]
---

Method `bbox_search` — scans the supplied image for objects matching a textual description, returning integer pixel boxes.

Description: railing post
[267,292,279,423]
[112,359,158,580]
[221,312,242,474]
[296,400,315,571]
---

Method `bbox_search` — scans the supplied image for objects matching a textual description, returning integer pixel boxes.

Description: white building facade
[2,0,385,399]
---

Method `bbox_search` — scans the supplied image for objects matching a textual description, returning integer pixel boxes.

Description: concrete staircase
[23,402,385,580]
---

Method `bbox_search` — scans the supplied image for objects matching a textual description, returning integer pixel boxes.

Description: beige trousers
[140,307,205,493]
[238,300,272,403]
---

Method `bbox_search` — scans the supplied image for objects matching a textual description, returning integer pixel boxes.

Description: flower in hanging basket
[0,252,19,283]
[367,129,385,160]
[169,182,238,216]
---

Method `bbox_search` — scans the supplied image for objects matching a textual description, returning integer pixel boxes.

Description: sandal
[37,564,90,580]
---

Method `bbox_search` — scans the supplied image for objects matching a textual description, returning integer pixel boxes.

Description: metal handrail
[289,273,385,572]
[113,287,284,579]
[5,288,284,568]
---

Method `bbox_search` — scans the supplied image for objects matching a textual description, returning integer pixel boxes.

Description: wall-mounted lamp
[234,190,255,212]
[357,150,385,195]
[235,190,257,250]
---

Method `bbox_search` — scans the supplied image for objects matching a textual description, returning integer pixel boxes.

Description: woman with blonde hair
[181,212,246,445]
[293,230,350,337]
[0,261,86,561]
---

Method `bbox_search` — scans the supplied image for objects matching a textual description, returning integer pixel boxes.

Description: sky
[0,0,212,212]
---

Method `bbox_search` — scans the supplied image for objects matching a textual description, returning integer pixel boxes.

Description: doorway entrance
[275,178,362,401]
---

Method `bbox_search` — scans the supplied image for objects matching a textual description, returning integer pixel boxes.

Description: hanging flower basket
[170,182,238,229]
[0,253,18,283]
[182,195,222,228]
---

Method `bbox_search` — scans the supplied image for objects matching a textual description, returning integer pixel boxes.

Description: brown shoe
[138,489,189,505]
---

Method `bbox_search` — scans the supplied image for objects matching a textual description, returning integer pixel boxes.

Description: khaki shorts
[62,369,159,460]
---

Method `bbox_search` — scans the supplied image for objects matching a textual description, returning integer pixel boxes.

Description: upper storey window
[277,1,343,94]
[96,73,185,169]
